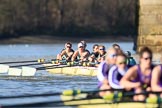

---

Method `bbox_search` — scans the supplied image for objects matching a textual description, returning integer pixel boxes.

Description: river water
[0,42,135,107]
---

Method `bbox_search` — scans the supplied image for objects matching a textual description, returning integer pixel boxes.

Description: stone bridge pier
[137,0,162,53]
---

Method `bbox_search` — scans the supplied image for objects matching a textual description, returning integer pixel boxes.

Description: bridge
[137,0,162,52]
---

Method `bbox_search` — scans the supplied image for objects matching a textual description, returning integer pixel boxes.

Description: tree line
[0,0,137,38]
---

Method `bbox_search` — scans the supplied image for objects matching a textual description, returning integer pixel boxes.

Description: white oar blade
[0,64,9,73]
[22,66,36,76]
[8,68,22,76]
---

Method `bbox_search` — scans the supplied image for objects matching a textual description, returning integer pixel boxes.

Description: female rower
[108,54,128,89]
[97,47,117,96]
[80,40,90,54]
[112,43,120,50]
[120,47,154,101]
[71,42,90,61]
[112,43,123,54]
[97,45,106,62]
[57,42,74,61]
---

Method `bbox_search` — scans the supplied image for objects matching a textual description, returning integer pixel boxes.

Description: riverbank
[0,35,133,44]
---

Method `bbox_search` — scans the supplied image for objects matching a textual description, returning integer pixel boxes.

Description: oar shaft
[0,92,61,99]
[0,60,38,64]
[0,96,154,108]
[0,89,119,99]
[36,64,61,70]
[11,62,51,67]
[37,66,68,70]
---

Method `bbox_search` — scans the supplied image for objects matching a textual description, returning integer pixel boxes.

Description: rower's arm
[66,52,74,60]
[151,65,162,91]
[69,51,74,57]
[97,62,108,84]
[60,50,66,57]
[120,65,141,88]
[57,50,65,60]
[80,51,90,61]
[108,66,124,89]
[71,51,78,61]
[83,51,90,58]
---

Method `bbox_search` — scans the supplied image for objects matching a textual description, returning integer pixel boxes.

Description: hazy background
[0,0,137,43]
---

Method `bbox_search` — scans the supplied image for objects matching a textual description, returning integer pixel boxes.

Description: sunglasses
[109,54,117,58]
[118,61,126,65]
[143,57,152,60]
[66,46,71,48]
[99,48,105,50]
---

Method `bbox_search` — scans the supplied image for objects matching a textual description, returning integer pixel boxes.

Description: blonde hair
[106,47,116,54]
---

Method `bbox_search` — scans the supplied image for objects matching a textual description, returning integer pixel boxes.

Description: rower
[112,43,123,54]
[151,64,162,92]
[57,42,74,61]
[112,43,120,50]
[80,40,90,54]
[97,45,106,62]
[88,44,99,62]
[125,51,136,68]
[108,54,128,89]
[97,47,117,96]
[120,47,154,101]
[71,42,90,62]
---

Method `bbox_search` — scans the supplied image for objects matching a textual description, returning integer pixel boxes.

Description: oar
[1,91,162,108]
[2,89,157,100]
[0,59,61,68]
[0,89,122,99]
[10,62,52,67]
[3,60,97,76]
[0,64,9,73]
[0,59,61,75]
[2,100,159,108]
[1,88,160,100]
[36,64,72,70]
[12,59,71,68]
[5,62,66,76]
[0,98,150,108]
[0,59,46,73]
[7,64,60,76]
[0,59,46,64]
